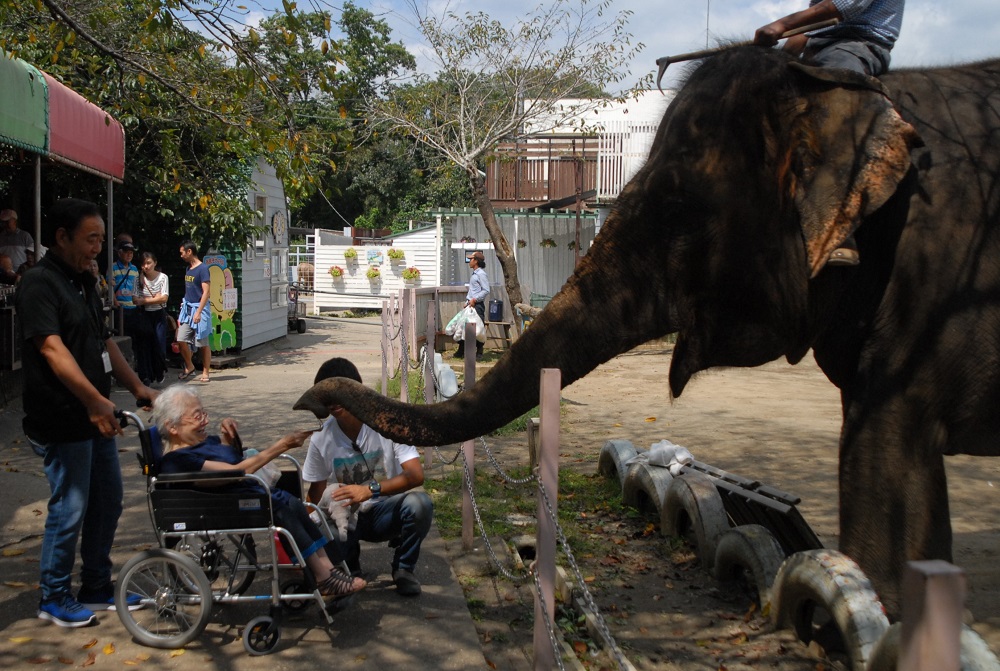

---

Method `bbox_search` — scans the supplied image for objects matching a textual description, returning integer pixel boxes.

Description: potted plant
[401,266,420,282]
[540,238,557,248]
[459,235,476,243]
[387,247,405,262]
[343,247,358,261]
[328,265,345,279]
[366,266,381,281]
[517,239,527,249]
[567,240,577,250]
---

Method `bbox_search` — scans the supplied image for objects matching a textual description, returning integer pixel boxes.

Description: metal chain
[418,346,462,401]
[432,444,463,465]
[536,480,630,670]
[479,437,536,485]
[459,450,530,583]
[531,569,568,671]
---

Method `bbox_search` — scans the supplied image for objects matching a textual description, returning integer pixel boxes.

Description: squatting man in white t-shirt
[302,357,433,596]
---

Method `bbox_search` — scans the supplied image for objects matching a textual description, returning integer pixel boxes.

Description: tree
[365,0,649,317]
[0,0,432,247]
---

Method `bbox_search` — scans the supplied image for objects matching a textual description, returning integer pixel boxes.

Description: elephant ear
[785,63,922,278]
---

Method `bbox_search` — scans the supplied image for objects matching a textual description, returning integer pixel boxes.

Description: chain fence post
[534,368,561,671]
[462,320,477,551]
[900,560,965,671]
[400,290,409,403]
[424,299,437,468]
[381,298,389,396]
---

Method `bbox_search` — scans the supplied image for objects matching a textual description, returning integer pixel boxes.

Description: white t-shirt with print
[302,417,420,512]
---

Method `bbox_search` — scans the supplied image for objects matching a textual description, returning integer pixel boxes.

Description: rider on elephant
[755,0,906,267]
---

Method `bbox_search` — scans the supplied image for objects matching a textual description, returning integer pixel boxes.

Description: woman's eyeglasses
[186,409,209,423]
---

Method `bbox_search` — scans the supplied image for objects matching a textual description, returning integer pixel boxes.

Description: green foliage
[0,0,427,248]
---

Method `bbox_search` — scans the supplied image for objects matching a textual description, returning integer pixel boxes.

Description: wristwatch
[368,480,381,498]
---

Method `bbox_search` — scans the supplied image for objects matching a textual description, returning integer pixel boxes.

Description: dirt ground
[452,342,1000,670]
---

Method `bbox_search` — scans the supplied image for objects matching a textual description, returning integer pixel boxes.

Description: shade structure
[0,55,48,154]
[0,53,125,182]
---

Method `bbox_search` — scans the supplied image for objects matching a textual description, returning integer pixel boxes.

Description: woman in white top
[134,251,169,384]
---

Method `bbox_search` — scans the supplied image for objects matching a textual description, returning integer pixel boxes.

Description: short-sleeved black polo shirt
[16,253,112,443]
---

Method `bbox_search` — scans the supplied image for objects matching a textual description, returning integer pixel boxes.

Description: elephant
[296,47,1000,616]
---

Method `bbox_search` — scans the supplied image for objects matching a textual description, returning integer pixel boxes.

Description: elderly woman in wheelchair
[151,385,365,600]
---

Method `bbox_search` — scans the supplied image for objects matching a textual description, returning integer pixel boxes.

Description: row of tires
[597,440,1000,671]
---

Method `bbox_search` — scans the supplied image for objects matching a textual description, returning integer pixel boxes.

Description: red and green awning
[0,53,125,182]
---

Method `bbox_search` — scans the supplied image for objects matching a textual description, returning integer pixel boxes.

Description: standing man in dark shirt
[175,240,212,382]
[16,198,158,627]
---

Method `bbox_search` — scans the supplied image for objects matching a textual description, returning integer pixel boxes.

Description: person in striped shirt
[755,0,904,78]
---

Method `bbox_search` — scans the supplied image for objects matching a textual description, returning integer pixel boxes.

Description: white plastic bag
[623,439,694,476]
[244,449,282,488]
[467,307,487,343]
[449,306,486,343]
[444,308,467,337]
[648,439,693,476]
[317,483,359,542]
[433,352,459,400]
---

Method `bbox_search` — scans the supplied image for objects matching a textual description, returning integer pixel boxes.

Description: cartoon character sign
[203,254,237,351]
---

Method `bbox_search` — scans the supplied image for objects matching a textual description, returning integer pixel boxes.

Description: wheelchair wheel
[167,533,257,596]
[116,549,213,649]
[279,579,311,612]
[243,615,281,655]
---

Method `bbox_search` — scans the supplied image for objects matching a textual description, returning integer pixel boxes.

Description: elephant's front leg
[837,401,953,619]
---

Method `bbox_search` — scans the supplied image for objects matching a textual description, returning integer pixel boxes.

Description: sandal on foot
[178,368,195,380]
[198,376,210,383]
[317,568,366,599]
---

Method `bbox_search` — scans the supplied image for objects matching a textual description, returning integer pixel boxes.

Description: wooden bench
[484,321,513,350]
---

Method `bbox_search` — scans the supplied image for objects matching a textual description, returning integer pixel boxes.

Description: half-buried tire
[661,471,730,570]
[712,524,788,607]
[772,549,889,671]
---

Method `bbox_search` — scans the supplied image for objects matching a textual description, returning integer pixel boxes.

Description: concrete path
[0,317,489,669]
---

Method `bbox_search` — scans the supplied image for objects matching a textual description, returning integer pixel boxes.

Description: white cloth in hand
[317,483,359,542]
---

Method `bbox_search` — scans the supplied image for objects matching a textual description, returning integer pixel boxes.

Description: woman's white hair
[151,385,201,435]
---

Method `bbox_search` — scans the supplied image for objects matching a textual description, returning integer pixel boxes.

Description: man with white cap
[0,209,35,269]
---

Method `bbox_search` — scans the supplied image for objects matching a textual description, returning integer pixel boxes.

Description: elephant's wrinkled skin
[296,48,1000,615]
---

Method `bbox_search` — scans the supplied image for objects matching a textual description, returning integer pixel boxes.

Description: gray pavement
[0,317,492,669]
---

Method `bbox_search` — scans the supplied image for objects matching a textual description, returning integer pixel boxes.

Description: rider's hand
[754,21,787,47]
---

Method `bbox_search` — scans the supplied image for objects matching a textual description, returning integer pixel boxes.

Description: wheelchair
[115,411,345,655]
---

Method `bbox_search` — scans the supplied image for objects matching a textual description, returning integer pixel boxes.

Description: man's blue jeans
[329,491,433,573]
[35,436,123,602]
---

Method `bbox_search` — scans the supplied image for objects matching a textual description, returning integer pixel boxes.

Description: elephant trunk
[293,222,676,446]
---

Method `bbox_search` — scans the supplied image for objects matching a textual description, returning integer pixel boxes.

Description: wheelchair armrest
[155,469,246,484]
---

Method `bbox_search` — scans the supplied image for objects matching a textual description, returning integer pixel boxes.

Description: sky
[247,0,999,90]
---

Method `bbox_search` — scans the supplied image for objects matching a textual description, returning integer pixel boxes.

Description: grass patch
[339,308,381,318]
[489,406,540,436]
[427,466,625,550]
[384,371,429,404]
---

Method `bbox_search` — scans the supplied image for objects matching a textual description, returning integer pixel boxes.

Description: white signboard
[223,288,238,312]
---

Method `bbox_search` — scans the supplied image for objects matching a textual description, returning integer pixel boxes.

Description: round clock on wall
[271,210,286,242]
